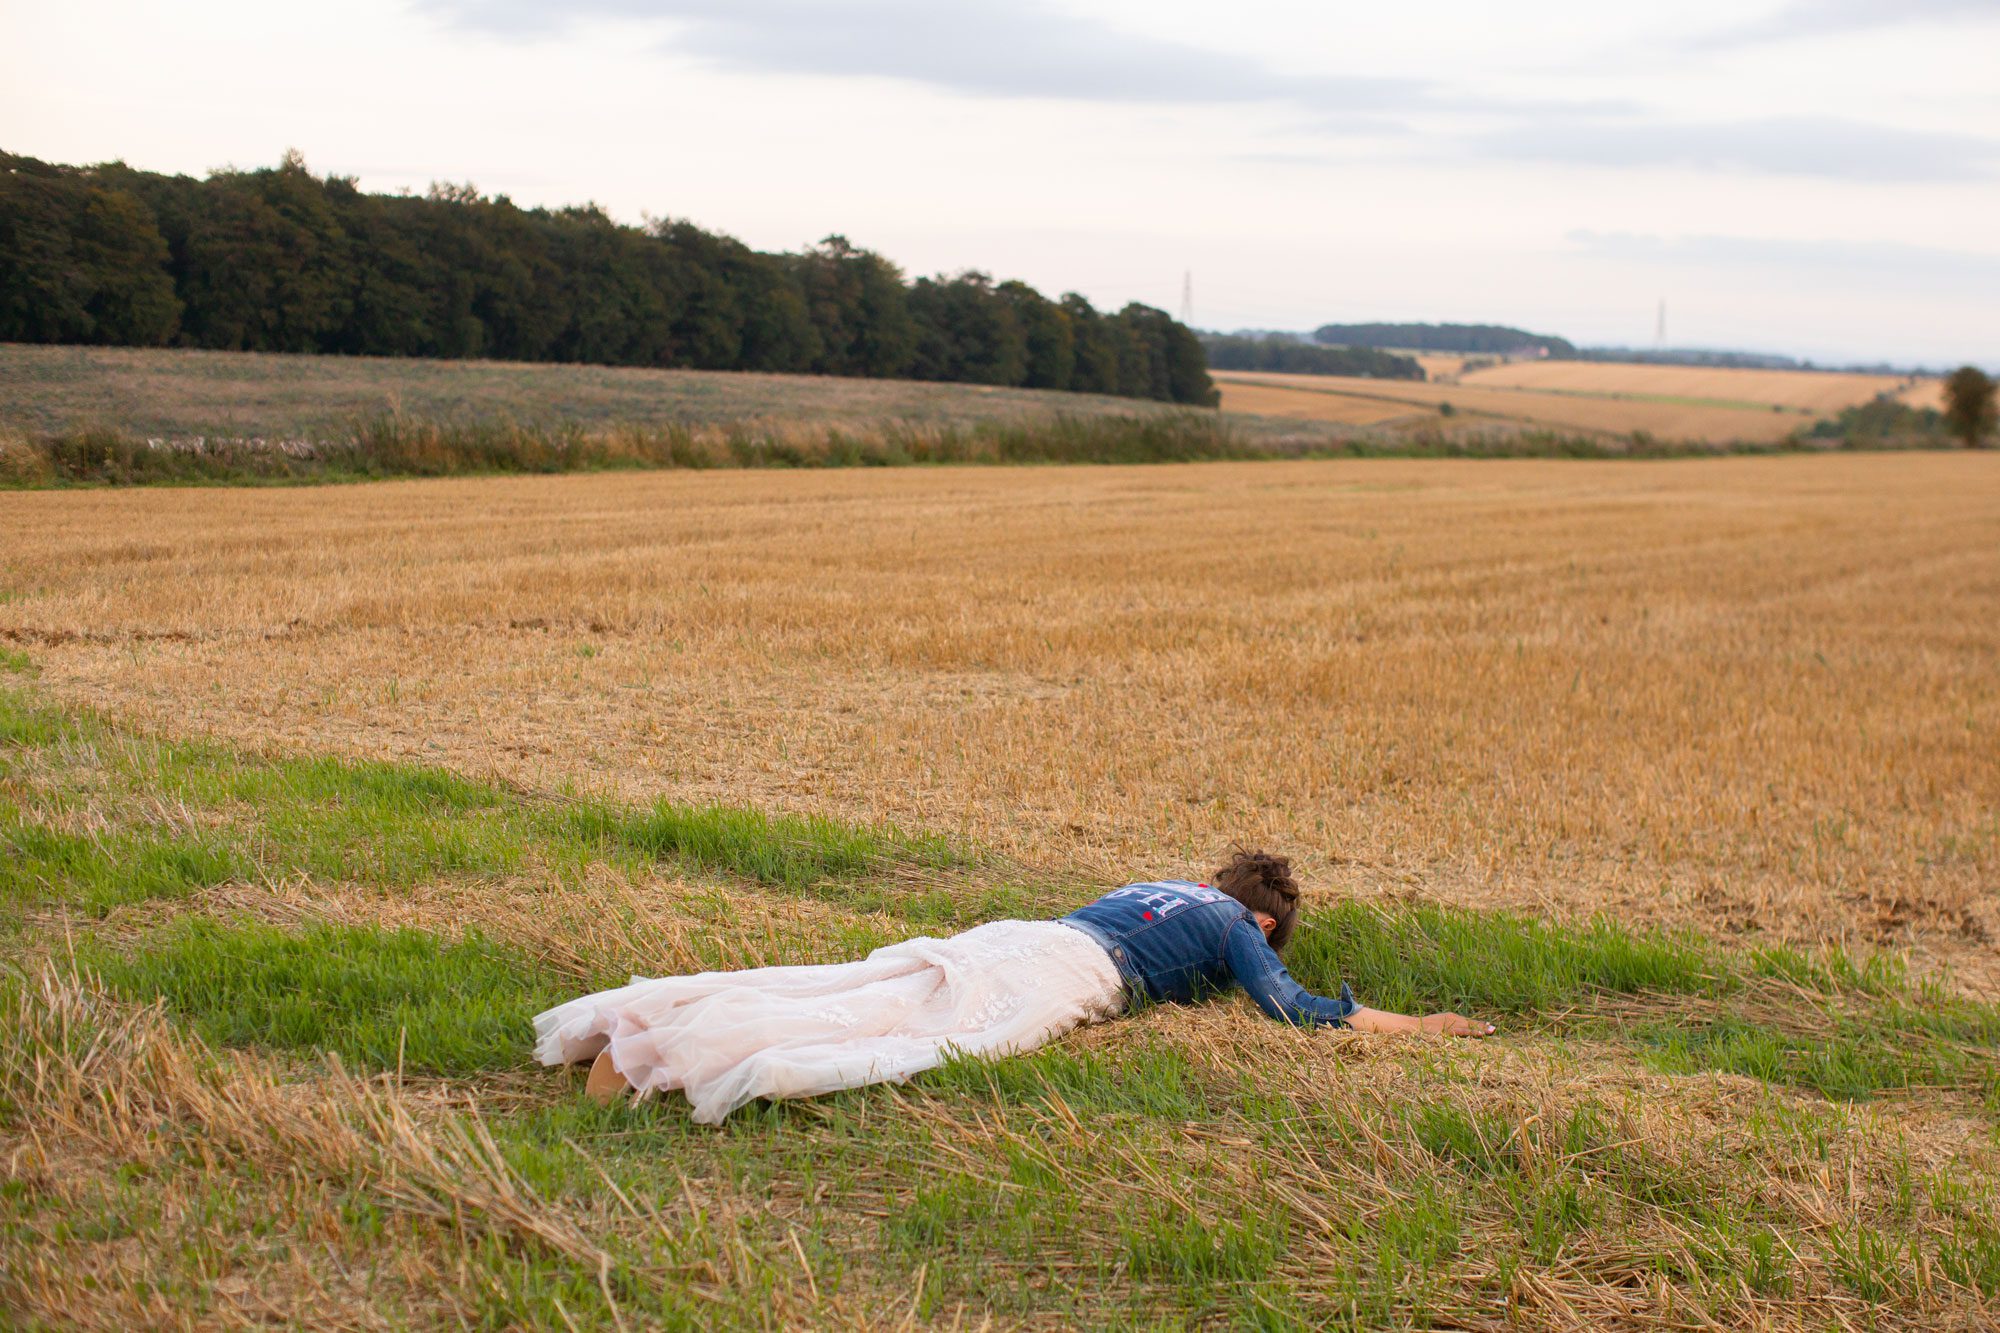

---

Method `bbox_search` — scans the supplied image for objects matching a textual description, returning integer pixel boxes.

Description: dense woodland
[1200,333,1422,379]
[1313,322,1577,358]
[0,151,1216,405]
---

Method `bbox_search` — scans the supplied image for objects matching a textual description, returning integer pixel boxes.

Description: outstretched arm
[1222,918,1360,1027]
[1223,918,1495,1037]
[1346,1007,1494,1038]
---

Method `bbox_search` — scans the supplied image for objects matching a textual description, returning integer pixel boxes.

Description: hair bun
[1211,849,1302,951]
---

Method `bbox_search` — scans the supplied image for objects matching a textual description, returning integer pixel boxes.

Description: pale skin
[1250,911,1496,1039]
[584,909,1495,1103]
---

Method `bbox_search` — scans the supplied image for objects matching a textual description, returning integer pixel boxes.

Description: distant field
[1215,369,1812,442]
[1898,379,1948,411]
[1461,360,1920,412]
[0,347,1952,489]
[0,343,1258,441]
[1404,351,1475,379]
[1216,358,1946,444]
[1207,378,1418,426]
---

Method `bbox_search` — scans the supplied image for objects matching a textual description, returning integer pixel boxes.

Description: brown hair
[1211,849,1301,952]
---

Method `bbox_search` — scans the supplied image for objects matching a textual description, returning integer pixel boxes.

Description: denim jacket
[1058,880,1359,1028]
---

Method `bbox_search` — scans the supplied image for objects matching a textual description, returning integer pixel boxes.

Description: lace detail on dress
[960,993,1026,1029]
[532,920,1125,1123]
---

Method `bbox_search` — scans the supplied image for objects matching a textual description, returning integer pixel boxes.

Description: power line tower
[1179,269,1194,326]
[1654,298,1667,349]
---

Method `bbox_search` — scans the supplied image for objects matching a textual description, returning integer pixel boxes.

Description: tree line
[1313,322,1577,358]
[0,150,1215,405]
[1200,333,1422,379]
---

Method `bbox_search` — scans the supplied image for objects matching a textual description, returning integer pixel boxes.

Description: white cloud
[1568,230,2000,289]
[1475,116,2000,184]
[1689,0,1999,50]
[423,0,1431,110]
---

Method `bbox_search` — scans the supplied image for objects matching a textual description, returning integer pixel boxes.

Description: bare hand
[1419,1012,1496,1038]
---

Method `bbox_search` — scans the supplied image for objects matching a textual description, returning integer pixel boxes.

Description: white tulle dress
[531,920,1127,1123]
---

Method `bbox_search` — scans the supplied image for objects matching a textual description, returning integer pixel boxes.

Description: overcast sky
[7,0,1998,365]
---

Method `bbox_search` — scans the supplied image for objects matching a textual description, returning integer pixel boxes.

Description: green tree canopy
[1942,366,1997,448]
[909,272,1028,386]
[0,153,179,345]
[0,150,1216,405]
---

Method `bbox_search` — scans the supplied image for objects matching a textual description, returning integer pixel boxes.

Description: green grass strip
[0,685,972,911]
[10,680,1999,1116]
[0,811,247,915]
[81,918,568,1076]
[1637,1008,2000,1106]
[562,797,963,893]
[8,411,1265,489]
[1288,899,1723,1017]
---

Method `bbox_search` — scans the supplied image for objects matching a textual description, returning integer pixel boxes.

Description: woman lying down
[534,850,1495,1123]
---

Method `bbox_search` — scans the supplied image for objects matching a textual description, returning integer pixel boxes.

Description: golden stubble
[1213,370,1826,442]
[4,455,1997,985]
[1456,361,1921,413]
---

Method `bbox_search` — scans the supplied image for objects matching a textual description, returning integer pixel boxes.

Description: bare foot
[586,1049,630,1103]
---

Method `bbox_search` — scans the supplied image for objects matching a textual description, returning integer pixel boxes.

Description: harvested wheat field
[1211,377,1423,425]
[1458,361,1920,414]
[1406,352,1477,380]
[4,454,1999,1329]
[1898,379,1949,412]
[1214,369,1813,442]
